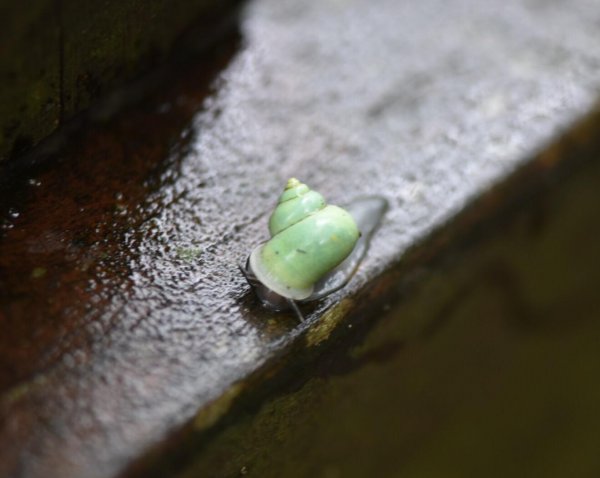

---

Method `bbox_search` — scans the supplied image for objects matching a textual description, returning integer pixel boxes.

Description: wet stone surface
[1,0,600,477]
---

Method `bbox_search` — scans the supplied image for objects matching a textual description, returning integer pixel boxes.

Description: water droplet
[27,178,42,187]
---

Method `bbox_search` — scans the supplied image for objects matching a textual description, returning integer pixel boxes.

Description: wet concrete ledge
[1,0,600,477]
[152,108,600,477]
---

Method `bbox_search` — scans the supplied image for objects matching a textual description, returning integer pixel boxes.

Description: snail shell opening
[249,244,314,301]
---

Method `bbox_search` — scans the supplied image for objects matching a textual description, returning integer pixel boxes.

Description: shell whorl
[250,178,361,301]
[268,178,326,236]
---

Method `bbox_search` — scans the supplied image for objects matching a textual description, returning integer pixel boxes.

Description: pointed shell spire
[268,178,326,236]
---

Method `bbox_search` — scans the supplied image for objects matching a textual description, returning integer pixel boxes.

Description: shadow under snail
[241,178,388,322]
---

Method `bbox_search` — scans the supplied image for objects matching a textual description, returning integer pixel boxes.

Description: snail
[241,178,388,321]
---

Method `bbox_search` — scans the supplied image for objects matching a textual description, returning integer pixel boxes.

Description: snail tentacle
[286,299,305,323]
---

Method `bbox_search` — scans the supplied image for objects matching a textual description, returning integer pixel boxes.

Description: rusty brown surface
[1,0,600,476]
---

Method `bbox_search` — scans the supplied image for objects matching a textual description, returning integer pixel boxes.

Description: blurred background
[1,0,600,477]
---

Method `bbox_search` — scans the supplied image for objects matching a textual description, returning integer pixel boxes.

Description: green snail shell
[308,195,388,300]
[249,178,360,300]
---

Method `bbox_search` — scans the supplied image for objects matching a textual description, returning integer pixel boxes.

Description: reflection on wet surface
[0,32,245,392]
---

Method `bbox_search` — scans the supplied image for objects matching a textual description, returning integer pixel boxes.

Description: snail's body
[241,178,387,320]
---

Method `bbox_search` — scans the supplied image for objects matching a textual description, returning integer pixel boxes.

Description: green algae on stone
[30,267,47,279]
